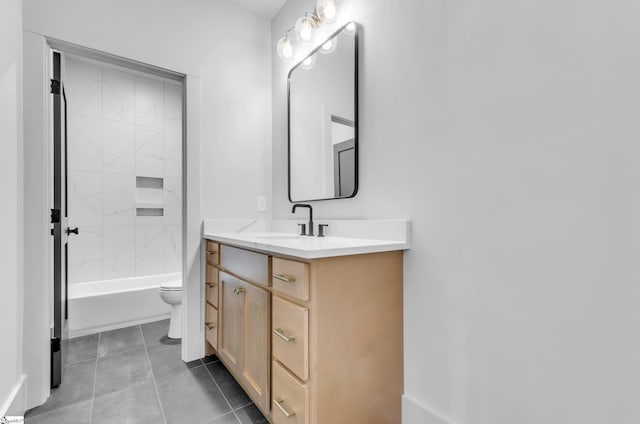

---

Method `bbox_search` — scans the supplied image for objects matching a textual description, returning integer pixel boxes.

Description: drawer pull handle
[206,282,217,288]
[274,398,296,417]
[206,251,217,256]
[273,274,296,283]
[273,328,295,342]
[233,287,245,295]
[205,322,216,330]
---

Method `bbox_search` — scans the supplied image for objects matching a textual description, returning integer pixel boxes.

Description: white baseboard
[402,394,452,424]
[1,374,27,417]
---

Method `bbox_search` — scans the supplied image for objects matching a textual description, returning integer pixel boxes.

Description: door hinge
[50,208,60,224]
[50,79,60,95]
[51,337,61,353]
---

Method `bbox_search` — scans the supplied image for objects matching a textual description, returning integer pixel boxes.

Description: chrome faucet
[291,203,314,236]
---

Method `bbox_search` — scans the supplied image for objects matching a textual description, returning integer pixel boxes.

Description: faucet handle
[318,224,329,237]
[297,223,307,236]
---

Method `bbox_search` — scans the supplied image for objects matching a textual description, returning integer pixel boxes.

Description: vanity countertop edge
[202,219,411,259]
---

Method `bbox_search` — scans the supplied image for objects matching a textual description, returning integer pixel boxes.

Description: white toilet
[159,279,183,339]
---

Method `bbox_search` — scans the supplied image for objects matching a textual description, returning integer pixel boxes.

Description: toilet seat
[160,279,182,291]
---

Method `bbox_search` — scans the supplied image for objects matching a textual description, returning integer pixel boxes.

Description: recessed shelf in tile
[136,208,164,217]
[136,176,164,205]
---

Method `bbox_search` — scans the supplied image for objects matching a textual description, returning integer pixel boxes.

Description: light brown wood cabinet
[204,239,403,424]
[218,271,270,412]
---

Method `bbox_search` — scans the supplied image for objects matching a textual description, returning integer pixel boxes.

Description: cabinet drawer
[206,241,219,266]
[206,265,219,307]
[272,258,309,302]
[272,361,309,424]
[220,245,269,287]
[205,303,218,351]
[272,296,309,381]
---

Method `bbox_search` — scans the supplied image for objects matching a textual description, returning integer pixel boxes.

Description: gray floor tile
[156,366,231,424]
[141,319,176,347]
[207,412,240,424]
[97,325,144,357]
[25,400,92,424]
[94,347,152,397]
[26,359,95,417]
[206,362,252,410]
[147,342,200,379]
[92,381,164,424]
[235,404,268,424]
[65,334,99,364]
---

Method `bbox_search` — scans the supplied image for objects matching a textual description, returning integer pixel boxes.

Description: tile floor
[25,320,268,424]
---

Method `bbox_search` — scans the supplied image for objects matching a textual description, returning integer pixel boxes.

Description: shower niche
[136,176,164,216]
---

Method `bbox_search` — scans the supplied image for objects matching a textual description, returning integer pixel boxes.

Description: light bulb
[316,0,338,23]
[301,54,316,70]
[295,16,314,43]
[320,38,337,54]
[277,36,294,60]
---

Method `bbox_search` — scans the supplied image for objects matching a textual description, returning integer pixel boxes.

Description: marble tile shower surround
[65,56,182,284]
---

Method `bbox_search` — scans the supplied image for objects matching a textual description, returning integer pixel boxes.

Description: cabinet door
[240,280,270,413]
[219,272,244,372]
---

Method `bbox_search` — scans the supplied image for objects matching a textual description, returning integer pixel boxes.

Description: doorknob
[66,227,79,235]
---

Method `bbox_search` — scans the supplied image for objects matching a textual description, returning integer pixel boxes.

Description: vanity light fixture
[276,0,340,61]
[277,30,295,61]
[295,12,321,43]
[316,0,338,23]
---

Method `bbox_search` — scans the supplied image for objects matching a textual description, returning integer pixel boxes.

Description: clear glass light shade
[295,16,315,43]
[320,38,337,54]
[277,36,294,60]
[316,0,338,23]
[301,54,316,70]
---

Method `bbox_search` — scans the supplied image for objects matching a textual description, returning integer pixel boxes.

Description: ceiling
[225,0,288,19]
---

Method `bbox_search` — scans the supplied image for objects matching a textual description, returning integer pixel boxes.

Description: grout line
[139,325,168,424]
[88,332,101,424]
[202,361,241,423]
[233,399,254,412]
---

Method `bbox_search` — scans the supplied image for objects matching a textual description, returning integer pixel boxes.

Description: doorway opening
[49,43,185,388]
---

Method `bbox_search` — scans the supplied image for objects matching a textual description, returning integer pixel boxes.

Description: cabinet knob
[233,287,245,295]
[206,282,216,288]
[274,398,296,417]
[205,322,216,330]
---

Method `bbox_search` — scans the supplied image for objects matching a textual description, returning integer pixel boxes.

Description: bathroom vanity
[202,220,409,424]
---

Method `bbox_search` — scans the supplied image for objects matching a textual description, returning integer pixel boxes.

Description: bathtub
[68,273,179,338]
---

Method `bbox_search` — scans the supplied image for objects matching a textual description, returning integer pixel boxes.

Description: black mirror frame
[287,20,359,203]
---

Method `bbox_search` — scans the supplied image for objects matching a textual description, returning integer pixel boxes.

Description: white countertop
[202,219,411,259]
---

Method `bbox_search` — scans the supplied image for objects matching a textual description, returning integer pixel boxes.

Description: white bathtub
[68,273,179,338]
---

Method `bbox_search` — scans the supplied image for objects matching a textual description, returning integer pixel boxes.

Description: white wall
[272,0,640,423]
[64,56,182,284]
[23,0,272,408]
[0,0,25,416]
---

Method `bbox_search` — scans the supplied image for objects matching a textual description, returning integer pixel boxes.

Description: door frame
[23,34,203,409]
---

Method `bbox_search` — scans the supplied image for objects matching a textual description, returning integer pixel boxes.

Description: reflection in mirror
[288,21,358,202]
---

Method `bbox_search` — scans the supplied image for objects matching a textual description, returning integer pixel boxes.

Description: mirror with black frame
[288,21,358,202]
